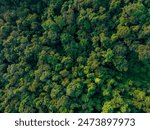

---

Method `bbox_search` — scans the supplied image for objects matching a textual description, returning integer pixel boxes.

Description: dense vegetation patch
[0,0,150,112]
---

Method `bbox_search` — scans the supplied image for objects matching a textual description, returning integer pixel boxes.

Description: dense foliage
[0,0,150,113]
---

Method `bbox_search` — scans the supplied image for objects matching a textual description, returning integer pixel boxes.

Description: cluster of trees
[0,0,150,112]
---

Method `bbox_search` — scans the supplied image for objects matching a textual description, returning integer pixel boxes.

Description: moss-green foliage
[0,0,150,113]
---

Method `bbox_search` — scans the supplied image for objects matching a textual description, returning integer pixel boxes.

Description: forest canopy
[0,0,150,112]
